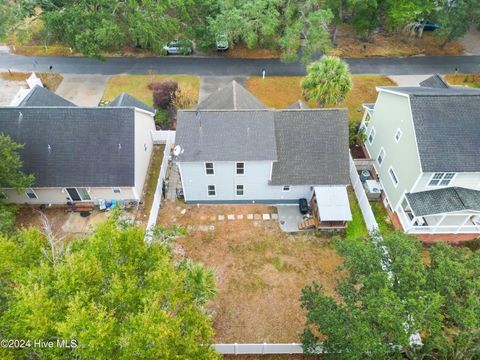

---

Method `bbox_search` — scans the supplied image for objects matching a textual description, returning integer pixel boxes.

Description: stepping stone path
[254,214,262,220]
[213,213,278,222]
[237,214,244,220]
[271,213,278,220]
[218,215,225,221]
[247,214,254,220]
[262,214,270,220]
[227,214,235,220]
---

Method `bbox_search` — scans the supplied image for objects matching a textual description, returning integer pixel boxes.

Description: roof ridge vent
[18,111,23,123]
[47,144,52,153]
[118,143,122,150]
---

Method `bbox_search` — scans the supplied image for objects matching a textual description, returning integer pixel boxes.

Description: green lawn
[444,74,480,88]
[102,74,200,108]
[345,191,368,239]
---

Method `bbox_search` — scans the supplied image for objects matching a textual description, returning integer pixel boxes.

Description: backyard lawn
[157,202,344,343]
[246,75,396,124]
[102,74,200,108]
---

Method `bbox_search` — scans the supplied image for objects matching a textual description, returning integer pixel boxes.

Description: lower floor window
[236,184,244,196]
[112,188,121,194]
[25,188,37,199]
[207,185,216,197]
[282,185,290,192]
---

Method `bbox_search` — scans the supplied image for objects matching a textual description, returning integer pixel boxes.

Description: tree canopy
[302,56,352,106]
[301,232,480,359]
[0,134,34,233]
[0,214,219,359]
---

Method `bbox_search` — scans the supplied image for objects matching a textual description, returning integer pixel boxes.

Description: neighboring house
[361,75,480,235]
[0,88,156,205]
[175,81,352,228]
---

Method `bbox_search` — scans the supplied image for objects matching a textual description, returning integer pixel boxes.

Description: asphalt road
[1,52,480,75]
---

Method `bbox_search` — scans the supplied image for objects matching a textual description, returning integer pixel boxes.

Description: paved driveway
[56,74,111,106]
[0,77,26,105]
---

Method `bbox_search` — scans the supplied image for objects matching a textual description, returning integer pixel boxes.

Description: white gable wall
[133,109,156,200]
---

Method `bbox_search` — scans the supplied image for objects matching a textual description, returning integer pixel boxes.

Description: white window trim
[65,187,91,201]
[282,185,291,192]
[377,147,386,167]
[25,188,38,199]
[235,161,245,176]
[388,166,399,188]
[207,184,216,197]
[235,184,245,196]
[204,162,215,176]
[394,128,403,143]
[427,172,457,187]
[112,188,121,194]
[368,126,376,145]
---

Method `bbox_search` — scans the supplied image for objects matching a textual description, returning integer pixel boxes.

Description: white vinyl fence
[151,130,175,144]
[213,343,306,355]
[349,154,379,231]
[145,133,174,239]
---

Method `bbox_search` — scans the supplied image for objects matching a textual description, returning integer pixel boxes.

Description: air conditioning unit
[363,180,382,200]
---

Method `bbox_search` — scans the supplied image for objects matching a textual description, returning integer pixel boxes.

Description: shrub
[154,109,170,129]
[152,80,178,109]
[172,84,197,109]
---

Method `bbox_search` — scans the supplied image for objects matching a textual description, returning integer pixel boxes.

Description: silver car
[163,40,193,55]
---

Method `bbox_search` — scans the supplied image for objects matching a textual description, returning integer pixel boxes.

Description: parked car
[216,34,229,51]
[299,198,309,215]
[422,20,440,31]
[163,39,193,55]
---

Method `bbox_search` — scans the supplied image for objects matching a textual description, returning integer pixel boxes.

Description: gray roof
[379,85,480,172]
[0,107,135,187]
[175,110,277,162]
[197,81,268,110]
[109,92,155,114]
[406,187,480,216]
[287,100,310,110]
[271,109,349,185]
[18,85,76,107]
[419,74,449,88]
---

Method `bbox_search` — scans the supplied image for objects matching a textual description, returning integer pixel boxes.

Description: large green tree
[301,232,480,359]
[0,135,33,233]
[301,56,352,106]
[434,0,479,47]
[0,214,219,359]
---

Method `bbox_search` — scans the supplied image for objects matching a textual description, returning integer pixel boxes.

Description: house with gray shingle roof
[0,89,156,205]
[361,78,480,236]
[174,81,352,229]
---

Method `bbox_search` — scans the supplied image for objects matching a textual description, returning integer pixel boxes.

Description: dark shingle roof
[406,187,480,216]
[0,107,135,187]
[18,86,76,107]
[109,92,155,114]
[197,81,268,110]
[287,100,310,109]
[175,110,277,162]
[270,109,349,185]
[419,74,449,88]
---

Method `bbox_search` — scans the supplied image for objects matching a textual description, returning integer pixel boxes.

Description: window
[236,162,245,175]
[112,188,121,194]
[66,188,91,201]
[282,185,290,192]
[236,184,244,196]
[25,188,37,199]
[368,127,376,145]
[428,172,456,187]
[205,162,214,175]
[388,167,399,187]
[207,185,216,197]
[377,148,385,166]
[394,128,403,143]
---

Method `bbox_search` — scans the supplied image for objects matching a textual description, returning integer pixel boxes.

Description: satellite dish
[173,145,182,156]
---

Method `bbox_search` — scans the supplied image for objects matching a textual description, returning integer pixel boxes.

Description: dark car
[299,198,309,215]
[423,21,440,31]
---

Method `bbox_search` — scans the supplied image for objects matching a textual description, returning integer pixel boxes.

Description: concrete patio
[276,205,305,233]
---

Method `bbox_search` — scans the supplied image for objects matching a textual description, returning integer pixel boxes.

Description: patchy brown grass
[0,71,63,91]
[330,25,464,58]
[158,202,344,343]
[246,75,396,123]
[135,145,165,225]
[444,74,480,88]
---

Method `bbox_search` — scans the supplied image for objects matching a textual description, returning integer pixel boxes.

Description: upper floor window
[394,128,403,143]
[428,172,456,187]
[368,127,376,145]
[236,162,245,175]
[205,162,214,175]
[388,167,399,187]
[377,148,385,166]
[25,188,37,199]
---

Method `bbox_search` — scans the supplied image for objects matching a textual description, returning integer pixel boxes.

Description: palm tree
[301,56,352,107]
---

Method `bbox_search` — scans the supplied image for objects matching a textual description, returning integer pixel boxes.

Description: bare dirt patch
[330,25,464,58]
[0,72,63,91]
[158,202,344,343]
